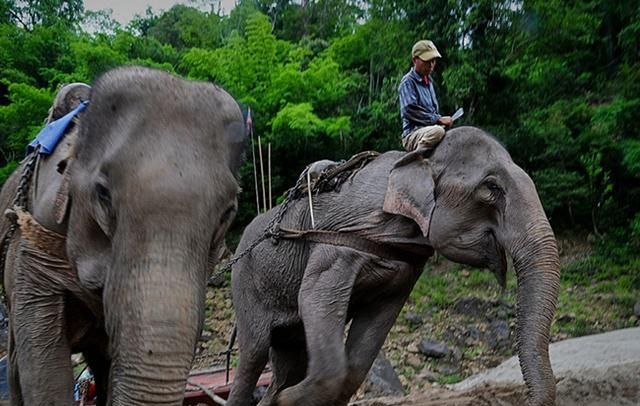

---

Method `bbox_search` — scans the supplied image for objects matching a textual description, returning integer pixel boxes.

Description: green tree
[0,82,52,165]
[8,0,83,29]
[147,5,223,50]
[82,9,121,35]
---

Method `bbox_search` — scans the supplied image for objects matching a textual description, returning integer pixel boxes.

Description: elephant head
[384,126,560,405]
[63,67,245,404]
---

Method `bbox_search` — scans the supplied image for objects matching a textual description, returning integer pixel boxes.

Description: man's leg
[402,125,445,151]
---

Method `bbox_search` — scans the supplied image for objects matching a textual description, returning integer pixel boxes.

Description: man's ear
[383,149,436,237]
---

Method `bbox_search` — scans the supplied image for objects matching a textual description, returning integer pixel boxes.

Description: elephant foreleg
[12,290,74,406]
[276,248,359,406]
[84,344,111,406]
[333,273,418,406]
[227,315,271,406]
[7,323,24,406]
[258,326,308,406]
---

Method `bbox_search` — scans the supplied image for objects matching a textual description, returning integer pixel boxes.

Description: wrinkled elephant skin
[0,66,246,406]
[227,127,560,406]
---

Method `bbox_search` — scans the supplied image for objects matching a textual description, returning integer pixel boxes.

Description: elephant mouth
[485,230,508,288]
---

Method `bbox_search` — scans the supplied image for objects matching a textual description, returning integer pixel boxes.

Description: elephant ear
[224,119,247,178]
[383,149,436,237]
[54,162,71,224]
[47,83,91,123]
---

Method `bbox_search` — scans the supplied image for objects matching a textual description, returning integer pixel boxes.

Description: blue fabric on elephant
[28,101,88,155]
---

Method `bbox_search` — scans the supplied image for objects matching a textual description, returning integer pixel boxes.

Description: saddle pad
[28,101,88,155]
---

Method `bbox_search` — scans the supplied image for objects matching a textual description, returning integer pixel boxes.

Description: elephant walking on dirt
[0,66,246,405]
[227,126,560,406]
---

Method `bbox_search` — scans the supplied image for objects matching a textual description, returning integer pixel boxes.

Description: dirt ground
[353,328,640,406]
[352,362,640,406]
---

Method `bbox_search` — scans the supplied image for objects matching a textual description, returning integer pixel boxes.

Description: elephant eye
[96,183,112,207]
[220,204,237,225]
[477,177,503,204]
[94,182,115,236]
[485,179,501,192]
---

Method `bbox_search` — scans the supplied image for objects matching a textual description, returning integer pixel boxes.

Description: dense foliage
[1,0,638,258]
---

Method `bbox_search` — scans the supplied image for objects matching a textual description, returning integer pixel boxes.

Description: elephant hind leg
[227,318,271,406]
[258,324,308,406]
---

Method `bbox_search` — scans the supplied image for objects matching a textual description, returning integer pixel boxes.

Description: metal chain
[11,146,40,211]
[0,146,41,304]
[211,169,308,279]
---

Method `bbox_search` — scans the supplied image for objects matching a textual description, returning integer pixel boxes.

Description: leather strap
[15,207,67,260]
[278,226,432,267]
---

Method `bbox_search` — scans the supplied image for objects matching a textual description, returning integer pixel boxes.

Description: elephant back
[294,151,380,200]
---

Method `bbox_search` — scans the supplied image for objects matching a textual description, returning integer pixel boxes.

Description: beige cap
[412,40,442,61]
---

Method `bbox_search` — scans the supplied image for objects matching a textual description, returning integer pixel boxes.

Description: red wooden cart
[73,366,272,405]
[184,367,272,405]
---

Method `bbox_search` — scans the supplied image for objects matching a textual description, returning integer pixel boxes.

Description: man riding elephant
[399,39,454,151]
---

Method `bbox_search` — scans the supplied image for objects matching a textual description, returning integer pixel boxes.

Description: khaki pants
[402,125,446,151]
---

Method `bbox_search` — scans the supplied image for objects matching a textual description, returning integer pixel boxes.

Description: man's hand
[437,116,453,128]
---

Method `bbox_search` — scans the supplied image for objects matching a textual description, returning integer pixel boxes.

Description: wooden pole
[307,169,315,229]
[248,107,260,215]
[257,135,267,213]
[268,142,272,210]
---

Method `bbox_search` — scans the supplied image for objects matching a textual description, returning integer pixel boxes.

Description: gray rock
[634,301,640,318]
[207,270,227,287]
[437,361,461,376]
[487,320,510,350]
[418,338,450,358]
[417,367,440,382]
[362,351,406,397]
[403,312,423,325]
[465,325,482,342]
[453,297,491,318]
[450,346,463,362]
[495,308,509,319]
[453,327,640,391]
[558,312,576,323]
[406,354,423,369]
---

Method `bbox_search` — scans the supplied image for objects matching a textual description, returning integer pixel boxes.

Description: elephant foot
[275,378,342,406]
[275,386,302,406]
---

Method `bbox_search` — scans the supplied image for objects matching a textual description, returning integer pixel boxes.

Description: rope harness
[0,147,42,303]
[277,226,431,267]
[216,151,383,276]
[218,150,432,276]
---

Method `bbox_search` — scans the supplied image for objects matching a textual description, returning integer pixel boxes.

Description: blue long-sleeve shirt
[398,68,440,137]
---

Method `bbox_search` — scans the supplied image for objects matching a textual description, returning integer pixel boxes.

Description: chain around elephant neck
[0,146,41,304]
[217,171,307,276]
[212,152,379,280]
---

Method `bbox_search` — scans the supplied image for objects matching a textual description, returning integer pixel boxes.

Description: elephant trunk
[105,242,208,406]
[510,220,560,406]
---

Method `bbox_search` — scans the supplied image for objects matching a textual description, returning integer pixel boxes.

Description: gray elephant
[0,66,246,405]
[227,126,560,406]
